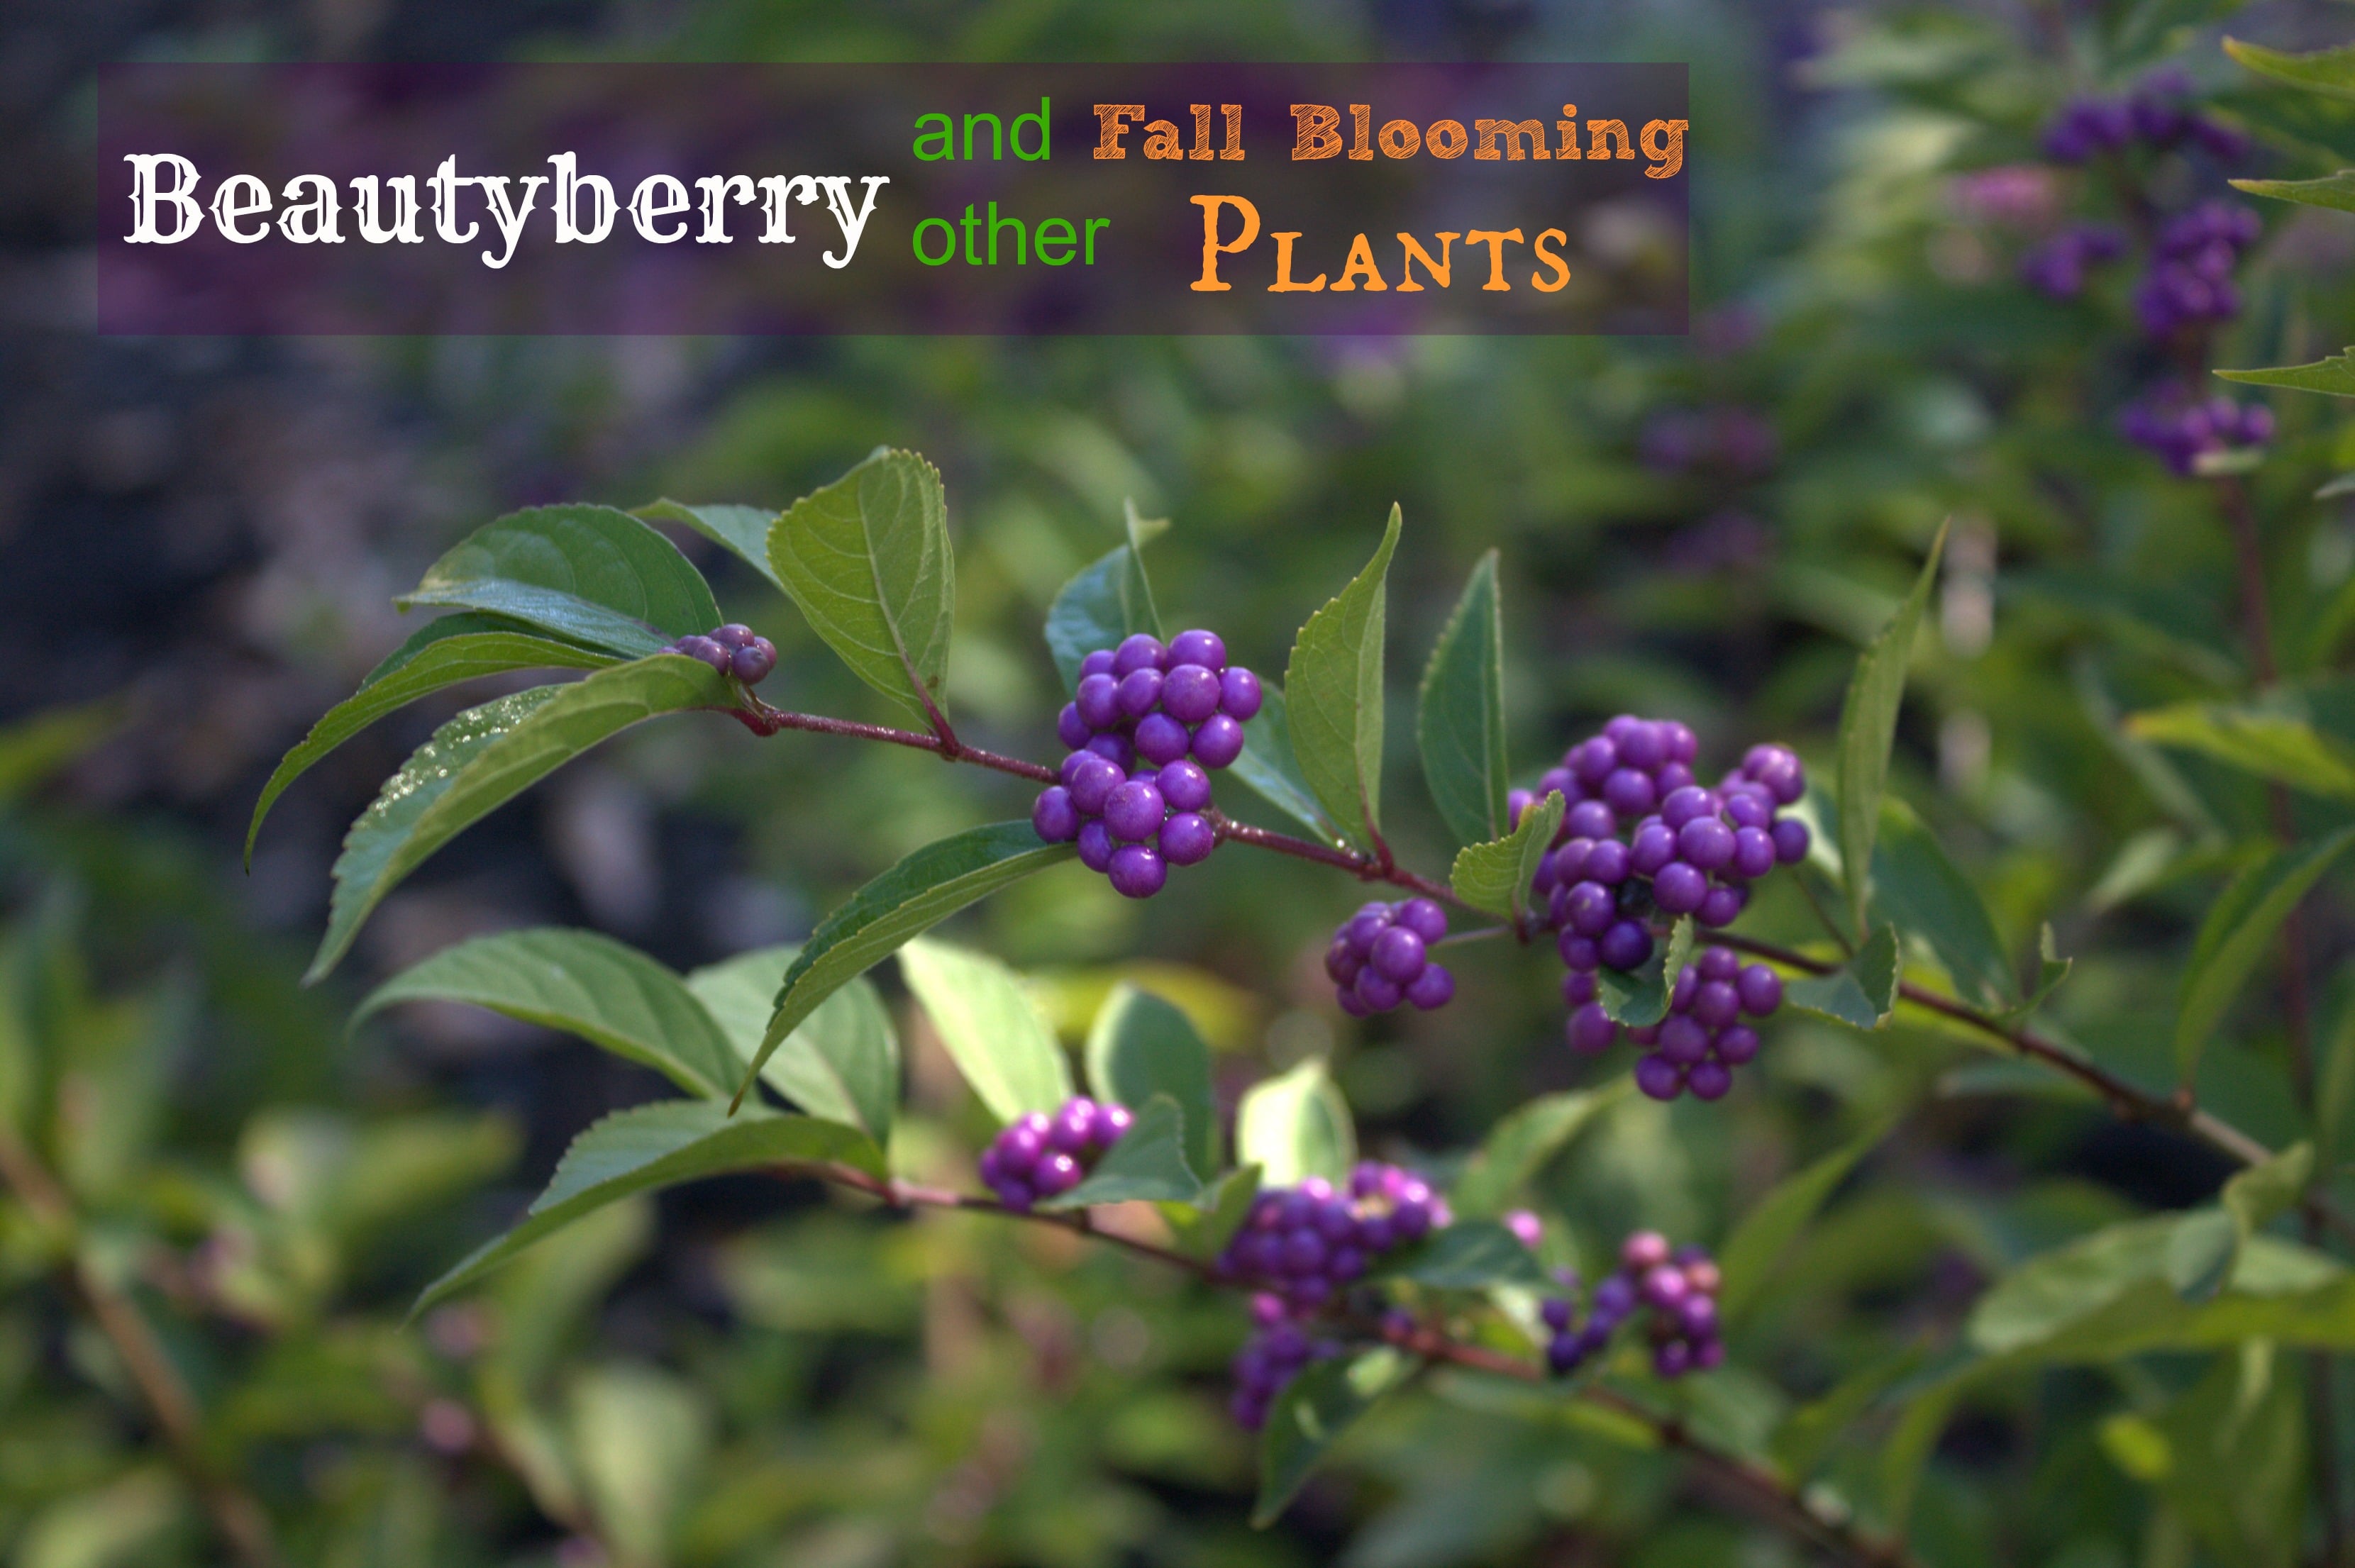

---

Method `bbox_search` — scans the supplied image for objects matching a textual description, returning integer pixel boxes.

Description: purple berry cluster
[2120,387,2276,476]
[1323,898,1456,1016]
[2041,72,2248,165]
[1568,943,1784,1102]
[2134,200,2262,338]
[977,1096,1134,1211]
[1031,630,1262,899]
[1217,1162,1449,1319]
[1541,1231,1724,1379]
[666,623,777,685]
[1522,722,1809,953]
[2019,223,2125,299]
[1637,405,1778,478]
[1229,1308,1341,1431]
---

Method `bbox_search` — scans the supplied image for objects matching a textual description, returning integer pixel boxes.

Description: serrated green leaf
[1037,1094,1201,1208]
[1596,918,1695,1028]
[1871,798,2013,1008]
[2226,35,2355,98]
[1235,1057,1355,1187]
[1717,1113,1898,1322]
[399,505,721,657]
[2129,701,2355,800]
[356,928,741,1099]
[1448,791,1563,921]
[687,946,898,1141]
[897,938,1071,1125]
[1285,507,1403,851]
[309,657,731,982]
[1835,521,1949,933]
[1084,982,1218,1178]
[1231,684,1344,843]
[2219,351,2355,399]
[248,616,618,866]
[636,499,784,590]
[768,448,955,729]
[1784,925,1902,1031]
[415,1101,883,1312]
[2176,826,2355,1079]
[1043,505,1166,691]
[741,823,1074,1104]
[1253,1347,1417,1527]
[2233,171,2355,214]
[1449,1082,1627,1219]
[1373,1219,1548,1289]
[1417,552,1509,848]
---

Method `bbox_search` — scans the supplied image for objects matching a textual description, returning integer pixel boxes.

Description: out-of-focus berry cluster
[2134,200,2262,338]
[1031,631,1262,898]
[1541,1231,1725,1379]
[977,1096,1134,1211]
[2040,71,2248,165]
[1229,1311,1341,1432]
[2120,387,2277,476]
[1323,898,1456,1016]
[1637,405,1778,479]
[2019,223,2124,299]
[1569,943,1783,1102]
[666,623,777,685]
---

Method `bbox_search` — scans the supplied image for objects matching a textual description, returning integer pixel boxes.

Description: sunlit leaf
[1285,507,1402,850]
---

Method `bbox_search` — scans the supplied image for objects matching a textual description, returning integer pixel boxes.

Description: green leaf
[2232,171,2355,214]
[1448,791,1564,921]
[2176,826,2355,1080]
[1162,1165,1262,1260]
[2218,351,2355,399]
[1596,918,1695,1028]
[897,938,1071,1125]
[2321,989,2355,1169]
[309,657,731,982]
[1285,506,1403,850]
[2001,924,2073,1023]
[1043,504,1167,690]
[1417,552,1509,848]
[415,1101,883,1312]
[1373,1220,1548,1289]
[2128,701,2355,800]
[768,448,955,729]
[686,946,898,1141]
[1253,1347,1417,1527]
[399,505,721,657]
[1037,1094,1202,1208]
[1084,982,1219,1179]
[2225,35,2355,98]
[1717,1113,1898,1322]
[1231,684,1345,843]
[1235,1057,1355,1187]
[2169,1143,2318,1303]
[1770,1344,1931,1481]
[1448,1082,1627,1219]
[1871,798,2014,1008]
[636,499,784,590]
[741,823,1074,1104]
[247,617,619,866]
[1834,521,1949,933]
[356,928,742,1100]
[1784,925,1902,1031]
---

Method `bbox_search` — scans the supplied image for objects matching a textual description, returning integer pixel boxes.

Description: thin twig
[814,1162,1915,1568]
[1205,810,1464,907]
[728,701,1055,783]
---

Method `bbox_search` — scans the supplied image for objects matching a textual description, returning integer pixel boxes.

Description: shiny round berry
[1130,712,1187,766]
[1156,760,1212,812]
[1370,925,1427,982]
[1562,969,1598,1006]
[1737,965,1783,1016]
[1658,1015,1711,1065]
[1635,1055,1683,1099]
[1585,839,1633,886]
[674,634,730,672]
[1192,713,1246,768]
[1159,812,1216,865]
[1697,945,1739,982]
[1405,964,1454,1009]
[1085,731,1134,769]
[1731,826,1777,880]
[1724,791,1771,830]
[1771,818,1811,864]
[1077,821,1114,872]
[1653,1340,1692,1379]
[1078,648,1117,679]
[1714,1024,1761,1065]
[1033,786,1080,843]
[711,623,755,650]
[1697,885,1747,928]
[1566,799,1617,840]
[1597,920,1653,972]
[1067,753,1123,815]
[1157,663,1219,723]
[731,637,778,684]
[1558,931,1600,970]
[1565,881,1617,938]
[1661,786,1714,829]
[1324,939,1362,984]
[1692,980,1740,1030]
[1343,906,1391,950]
[1113,633,1168,675]
[1354,967,1403,1011]
[1075,672,1121,729]
[1116,667,1165,718]
[1687,1060,1732,1100]
[1396,899,1447,943]
[1570,736,1617,785]
[1617,722,1666,772]
[1035,1150,1084,1196]
[1678,816,1736,872]
[1219,667,1263,721]
[1051,1099,1099,1152]
[1567,1001,1618,1055]
[1057,702,1092,749]
[1651,861,1709,914]
[1107,844,1168,898]
[1103,779,1165,843]
[1168,629,1226,670]
[1603,767,1657,818]
[1629,820,1678,877]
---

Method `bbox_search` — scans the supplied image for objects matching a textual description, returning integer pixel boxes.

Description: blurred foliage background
[9,0,2355,1564]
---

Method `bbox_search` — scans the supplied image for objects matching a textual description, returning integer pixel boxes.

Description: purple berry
[1192,713,1246,769]
[1107,844,1168,899]
[1218,667,1263,721]
[1160,813,1216,865]
[1736,964,1783,1017]
[1506,1210,1544,1249]
[1157,760,1212,812]
[1353,967,1403,1011]
[1507,788,1535,827]
[1566,881,1616,938]
[1133,712,1190,766]
[1077,821,1114,872]
[1405,964,1455,1010]
[1033,786,1080,843]
[1597,920,1653,972]
[1563,969,1598,1006]
[1396,899,1447,943]
[1057,703,1092,750]
[1660,786,1714,829]
[1103,779,1165,843]
[731,637,778,684]
[1697,885,1747,928]
[1067,753,1123,815]
[1629,821,1678,876]
[1051,1099,1099,1152]
[1079,648,1117,679]
[1370,925,1427,982]
[1731,826,1777,881]
[1652,861,1709,914]
[1692,981,1739,1030]
[1714,1024,1760,1065]
[1653,1340,1692,1379]
[1567,1001,1618,1055]
[1558,932,1600,970]
[1035,1150,1083,1196]
[1771,818,1810,864]
[1099,1103,1134,1143]
[1075,672,1121,729]
[1658,1015,1711,1065]
[1585,839,1633,886]
[1113,633,1168,676]
[1160,664,1222,723]
[1116,667,1165,718]
[1634,1054,1684,1099]
[1617,722,1666,772]
[1603,767,1657,818]
[1168,629,1226,670]
[1085,731,1134,770]
[1566,799,1617,840]
[1641,1264,1689,1308]
[711,623,755,650]
[1678,816,1736,872]
[1687,1060,1732,1100]
[673,634,728,672]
